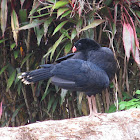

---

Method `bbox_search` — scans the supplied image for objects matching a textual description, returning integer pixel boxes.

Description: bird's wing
[55,52,85,63]
[51,59,109,91]
[55,53,75,63]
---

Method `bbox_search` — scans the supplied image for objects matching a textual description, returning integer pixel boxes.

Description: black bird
[18,38,117,115]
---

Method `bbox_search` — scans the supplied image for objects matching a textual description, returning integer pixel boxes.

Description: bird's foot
[88,112,103,121]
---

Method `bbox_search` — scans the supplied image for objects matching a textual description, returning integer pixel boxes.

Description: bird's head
[72,38,100,53]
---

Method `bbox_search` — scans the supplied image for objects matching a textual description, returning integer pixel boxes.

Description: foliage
[119,90,140,110]
[0,0,139,127]
[107,90,140,113]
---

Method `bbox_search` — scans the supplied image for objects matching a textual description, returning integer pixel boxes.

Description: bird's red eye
[72,46,77,53]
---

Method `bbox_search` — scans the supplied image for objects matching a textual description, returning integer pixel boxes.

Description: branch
[0,109,140,140]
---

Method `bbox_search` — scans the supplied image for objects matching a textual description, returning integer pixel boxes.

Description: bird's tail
[18,64,54,84]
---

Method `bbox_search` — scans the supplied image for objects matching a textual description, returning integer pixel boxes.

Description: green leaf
[80,19,105,32]
[122,92,131,100]
[50,34,65,60]
[64,42,72,54]
[44,17,54,36]
[52,1,69,10]
[29,1,41,16]
[109,82,114,88]
[127,98,139,105]
[55,44,65,61]
[0,39,7,43]
[136,90,140,94]
[10,43,16,49]
[17,82,22,95]
[43,47,53,60]
[60,10,71,19]
[47,96,55,112]
[29,12,53,19]
[60,28,70,39]
[71,28,77,41]
[57,8,69,18]
[112,23,116,36]
[37,5,53,13]
[119,101,127,110]
[60,89,68,105]
[76,18,83,33]
[106,104,116,113]
[53,20,68,35]
[20,53,33,68]
[41,79,51,101]
[0,65,9,75]
[34,26,44,46]
[15,68,21,85]
[14,50,19,59]
[7,70,16,90]
[11,103,24,121]
[19,9,27,23]
[19,19,46,30]
[52,98,58,113]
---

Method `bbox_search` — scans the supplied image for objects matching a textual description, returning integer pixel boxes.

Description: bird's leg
[87,96,93,116]
[91,95,97,113]
[87,95,98,117]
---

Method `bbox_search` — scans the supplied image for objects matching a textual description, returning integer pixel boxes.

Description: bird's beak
[72,46,77,53]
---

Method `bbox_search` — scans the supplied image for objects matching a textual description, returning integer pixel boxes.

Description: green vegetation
[0,0,139,126]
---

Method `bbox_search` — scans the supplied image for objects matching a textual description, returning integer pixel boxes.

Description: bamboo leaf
[53,20,68,35]
[29,1,41,16]
[64,42,72,54]
[7,70,16,90]
[11,103,24,121]
[44,17,54,36]
[19,19,46,30]
[47,96,55,112]
[41,79,51,101]
[0,65,9,75]
[80,19,105,32]
[57,8,69,18]
[19,9,27,23]
[11,10,19,45]
[76,18,83,35]
[52,98,58,113]
[43,47,53,59]
[34,26,44,46]
[20,53,33,68]
[50,34,65,60]
[14,51,19,59]
[52,1,69,10]
[60,89,68,105]
[0,39,7,44]
[71,28,77,41]
[29,12,52,19]
[37,5,53,13]
[1,0,8,36]
[60,10,71,19]
[10,43,16,50]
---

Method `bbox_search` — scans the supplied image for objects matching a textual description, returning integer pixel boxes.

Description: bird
[18,38,117,116]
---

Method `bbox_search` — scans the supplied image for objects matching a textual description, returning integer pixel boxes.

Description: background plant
[0,0,139,126]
